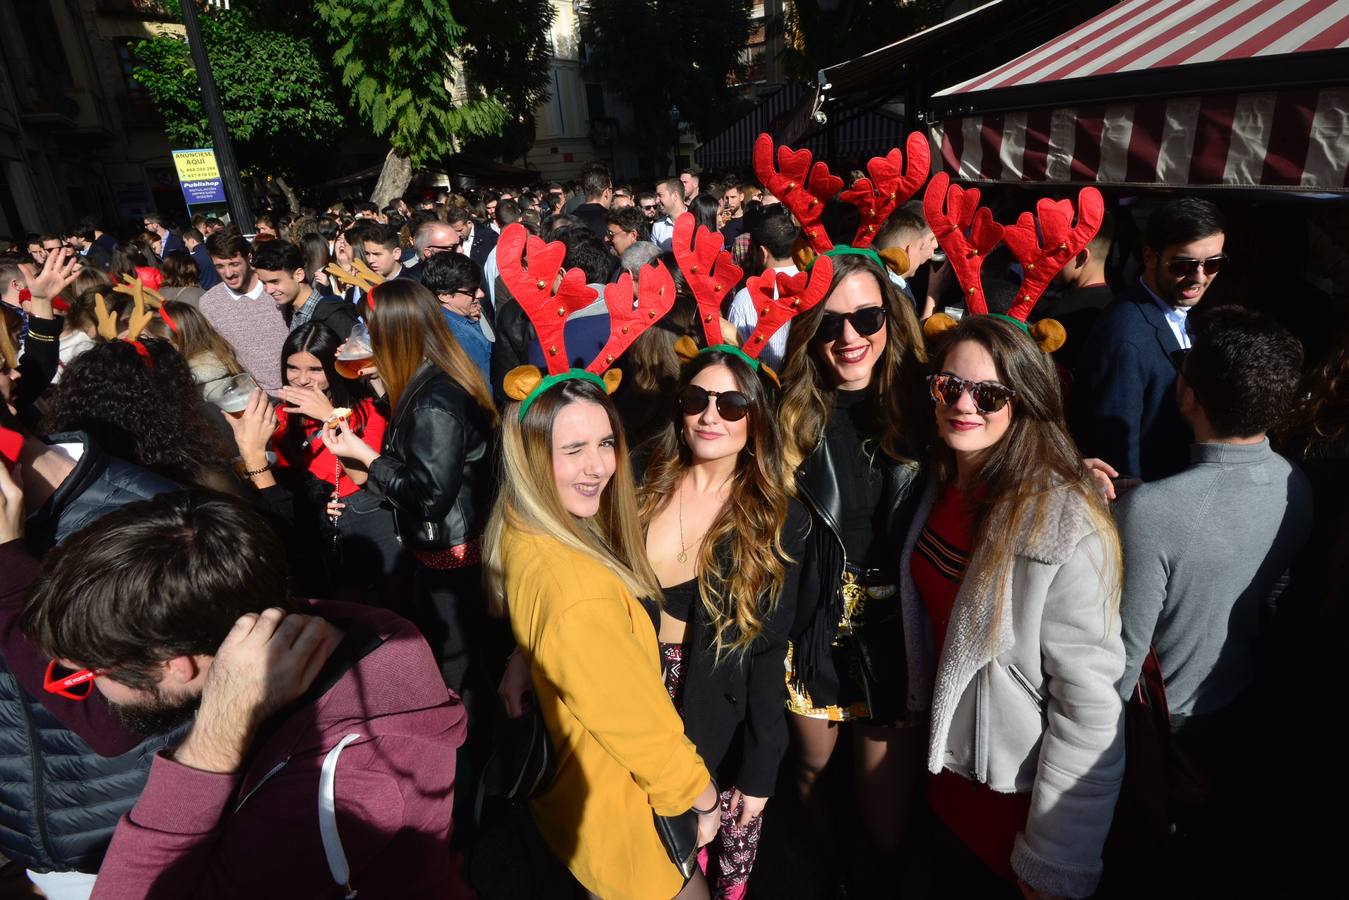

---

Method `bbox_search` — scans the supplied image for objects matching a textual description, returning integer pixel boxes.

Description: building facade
[0,0,177,237]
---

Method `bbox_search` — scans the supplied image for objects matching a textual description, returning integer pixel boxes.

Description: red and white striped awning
[930,0,1349,190]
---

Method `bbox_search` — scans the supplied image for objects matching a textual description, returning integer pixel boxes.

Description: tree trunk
[275,176,301,215]
[370,148,413,209]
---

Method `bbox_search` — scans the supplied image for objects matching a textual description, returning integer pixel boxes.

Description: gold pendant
[677,551,687,563]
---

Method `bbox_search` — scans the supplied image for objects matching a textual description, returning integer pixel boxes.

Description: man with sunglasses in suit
[1073,197,1227,482]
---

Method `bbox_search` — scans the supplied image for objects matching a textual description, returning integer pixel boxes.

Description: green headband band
[987,313,1031,334]
[518,369,608,422]
[698,342,761,371]
[816,244,886,271]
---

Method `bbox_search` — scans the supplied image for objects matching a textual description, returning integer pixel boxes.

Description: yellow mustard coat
[501,527,710,900]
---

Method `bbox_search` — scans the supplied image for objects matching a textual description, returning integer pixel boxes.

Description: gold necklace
[675,476,730,564]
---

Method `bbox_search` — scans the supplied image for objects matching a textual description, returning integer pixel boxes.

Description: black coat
[366,363,493,551]
[0,434,182,872]
[642,500,809,797]
[1072,283,1193,481]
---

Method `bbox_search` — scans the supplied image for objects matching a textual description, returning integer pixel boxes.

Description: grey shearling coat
[899,478,1125,899]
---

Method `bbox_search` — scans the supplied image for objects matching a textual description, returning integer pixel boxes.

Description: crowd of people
[0,140,1342,900]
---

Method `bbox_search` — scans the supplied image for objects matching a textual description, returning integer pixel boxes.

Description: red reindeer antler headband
[838,132,931,248]
[739,257,833,363]
[754,131,931,259]
[753,134,842,253]
[921,175,1104,353]
[1001,187,1105,321]
[497,223,674,419]
[672,212,744,349]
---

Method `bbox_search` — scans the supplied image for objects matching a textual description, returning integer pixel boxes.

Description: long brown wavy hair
[929,316,1122,625]
[1284,321,1349,455]
[778,253,929,471]
[162,301,244,376]
[366,279,496,422]
[637,351,794,660]
[484,379,659,614]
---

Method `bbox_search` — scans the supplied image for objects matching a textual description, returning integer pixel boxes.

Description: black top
[1031,282,1113,374]
[661,578,698,625]
[824,388,887,569]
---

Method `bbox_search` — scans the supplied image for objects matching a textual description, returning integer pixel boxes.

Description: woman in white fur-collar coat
[901,316,1125,900]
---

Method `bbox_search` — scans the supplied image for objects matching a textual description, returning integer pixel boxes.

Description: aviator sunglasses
[1165,254,1227,278]
[813,306,887,344]
[927,373,1017,414]
[679,385,751,421]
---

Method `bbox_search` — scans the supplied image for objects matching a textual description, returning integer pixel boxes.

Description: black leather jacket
[791,422,925,690]
[366,363,493,551]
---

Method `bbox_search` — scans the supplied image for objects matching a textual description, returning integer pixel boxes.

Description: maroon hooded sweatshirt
[0,542,469,899]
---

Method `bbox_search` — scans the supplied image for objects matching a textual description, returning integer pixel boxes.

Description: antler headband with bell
[497,223,676,420]
[922,172,1105,354]
[671,211,832,378]
[753,131,930,277]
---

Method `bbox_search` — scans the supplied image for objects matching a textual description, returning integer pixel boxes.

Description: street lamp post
[179,0,253,230]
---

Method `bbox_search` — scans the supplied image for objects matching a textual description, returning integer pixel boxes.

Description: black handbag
[653,809,700,880]
[477,695,555,818]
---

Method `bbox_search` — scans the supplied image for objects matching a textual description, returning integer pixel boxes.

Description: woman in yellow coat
[485,375,722,900]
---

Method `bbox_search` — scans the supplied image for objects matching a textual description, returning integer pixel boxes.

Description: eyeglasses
[640,204,658,212]
[679,385,751,421]
[813,306,887,344]
[1165,254,1228,278]
[44,660,102,702]
[927,373,1016,414]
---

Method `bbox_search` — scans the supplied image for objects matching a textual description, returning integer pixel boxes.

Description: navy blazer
[159,232,186,259]
[1071,283,1192,481]
[466,224,497,271]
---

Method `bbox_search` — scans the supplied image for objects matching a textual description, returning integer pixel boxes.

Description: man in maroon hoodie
[9,488,470,899]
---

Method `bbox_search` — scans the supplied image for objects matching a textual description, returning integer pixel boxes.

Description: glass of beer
[336,321,375,380]
[214,373,260,419]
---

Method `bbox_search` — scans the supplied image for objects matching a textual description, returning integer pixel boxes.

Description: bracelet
[244,463,271,477]
[691,783,720,816]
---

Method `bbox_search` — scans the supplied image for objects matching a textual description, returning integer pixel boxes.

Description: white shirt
[227,278,267,301]
[650,216,675,252]
[727,263,799,371]
[459,226,476,260]
[1140,279,1191,349]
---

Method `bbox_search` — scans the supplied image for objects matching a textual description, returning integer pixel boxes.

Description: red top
[912,483,1032,883]
[273,396,386,499]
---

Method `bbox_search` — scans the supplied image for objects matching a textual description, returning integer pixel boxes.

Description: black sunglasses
[927,373,1016,414]
[679,385,750,421]
[813,306,887,344]
[1165,254,1227,278]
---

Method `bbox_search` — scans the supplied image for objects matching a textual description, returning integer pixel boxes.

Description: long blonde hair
[366,279,496,421]
[163,301,244,376]
[930,317,1122,625]
[778,253,929,471]
[484,379,659,615]
[637,352,794,661]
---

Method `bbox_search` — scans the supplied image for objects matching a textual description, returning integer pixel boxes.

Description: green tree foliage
[313,0,508,166]
[131,1,344,174]
[455,0,556,162]
[581,0,755,165]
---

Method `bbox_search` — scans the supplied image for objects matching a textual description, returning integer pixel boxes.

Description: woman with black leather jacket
[321,279,499,695]
[776,250,931,890]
